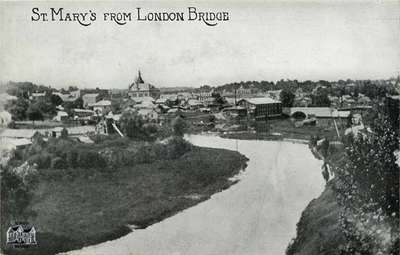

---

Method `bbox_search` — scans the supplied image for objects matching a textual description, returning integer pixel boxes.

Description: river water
[63,134,324,255]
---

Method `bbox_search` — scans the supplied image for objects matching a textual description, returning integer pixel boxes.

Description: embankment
[286,180,344,255]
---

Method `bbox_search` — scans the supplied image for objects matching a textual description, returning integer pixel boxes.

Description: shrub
[51,157,67,169]
[66,150,79,168]
[28,152,52,169]
[165,137,192,159]
[143,123,159,141]
[172,116,187,137]
[60,128,68,139]
[76,150,106,169]
[120,111,146,139]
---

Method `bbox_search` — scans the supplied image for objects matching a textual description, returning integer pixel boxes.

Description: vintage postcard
[0,1,399,255]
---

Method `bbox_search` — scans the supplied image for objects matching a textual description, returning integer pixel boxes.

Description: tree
[337,114,399,216]
[5,98,29,120]
[212,92,227,105]
[335,114,399,254]
[35,98,57,117]
[60,128,68,139]
[280,89,295,107]
[172,116,188,137]
[68,86,79,92]
[63,97,84,117]
[120,111,146,139]
[26,104,43,123]
[312,92,331,107]
[50,94,63,106]
[74,97,84,109]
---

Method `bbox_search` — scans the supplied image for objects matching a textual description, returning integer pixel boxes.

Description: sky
[0,1,399,89]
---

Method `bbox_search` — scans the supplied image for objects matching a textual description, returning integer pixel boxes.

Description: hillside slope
[286,181,345,255]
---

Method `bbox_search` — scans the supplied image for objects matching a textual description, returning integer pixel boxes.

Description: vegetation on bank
[287,107,399,255]
[1,116,248,255]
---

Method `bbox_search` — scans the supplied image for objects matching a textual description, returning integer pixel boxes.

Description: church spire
[136,70,144,84]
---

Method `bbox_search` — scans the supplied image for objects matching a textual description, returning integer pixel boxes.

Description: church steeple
[136,70,144,84]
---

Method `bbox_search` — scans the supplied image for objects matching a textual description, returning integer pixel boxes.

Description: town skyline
[1,1,399,89]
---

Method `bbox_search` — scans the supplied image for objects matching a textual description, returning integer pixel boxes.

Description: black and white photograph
[0,1,399,255]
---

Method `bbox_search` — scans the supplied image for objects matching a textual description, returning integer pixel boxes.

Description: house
[30,92,46,100]
[194,89,213,102]
[155,104,170,114]
[53,91,80,102]
[222,89,235,97]
[342,97,356,107]
[357,95,372,105]
[82,93,100,107]
[294,96,312,107]
[187,99,203,110]
[89,100,112,115]
[266,90,282,100]
[72,108,95,118]
[237,97,282,119]
[0,137,32,150]
[0,129,38,139]
[133,97,155,108]
[295,88,305,98]
[155,98,169,105]
[53,111,68,122]
[128,71,160,100]
[237,85,253,97]
[137,108,159,121]
[222,106,247,118]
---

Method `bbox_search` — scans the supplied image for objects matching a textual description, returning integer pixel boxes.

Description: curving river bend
[63,134,324,255]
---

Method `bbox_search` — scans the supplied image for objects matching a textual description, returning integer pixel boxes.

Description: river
[63,134,324,255]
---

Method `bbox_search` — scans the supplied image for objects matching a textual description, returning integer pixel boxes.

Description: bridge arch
[291,111,307,119]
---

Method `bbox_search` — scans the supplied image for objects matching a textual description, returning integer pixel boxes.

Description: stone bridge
[283,107,350,118]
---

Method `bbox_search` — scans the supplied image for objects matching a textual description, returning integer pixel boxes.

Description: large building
[237,97,282,119]
[128,71,160,100]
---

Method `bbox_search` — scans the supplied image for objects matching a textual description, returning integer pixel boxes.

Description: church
[128,71,160,100]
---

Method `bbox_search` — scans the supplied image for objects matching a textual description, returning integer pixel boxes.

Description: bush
[66,150,79,168]
[60,128,68,139]
[51,157,67,169]
[165,137,192,159]
[172,116,187,137]
[76,150,106,169]
[143,123,159,141]
[28,152,52,169]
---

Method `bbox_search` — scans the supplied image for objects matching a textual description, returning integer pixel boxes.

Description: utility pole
[234,88,237,105]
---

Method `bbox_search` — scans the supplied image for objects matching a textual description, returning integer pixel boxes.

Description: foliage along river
[63,134,324,255]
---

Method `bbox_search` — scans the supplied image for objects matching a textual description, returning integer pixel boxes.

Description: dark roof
[9,225,34,232]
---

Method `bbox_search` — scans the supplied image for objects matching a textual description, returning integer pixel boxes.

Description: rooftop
[240,97,281,105]
[82,93,99,98]
[90,100,111,107]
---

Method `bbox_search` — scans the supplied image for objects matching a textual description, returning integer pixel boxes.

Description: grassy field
[2,146,247,255]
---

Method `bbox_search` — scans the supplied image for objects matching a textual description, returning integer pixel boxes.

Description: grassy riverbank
[1,138,248,255]
[286,181,344,255]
